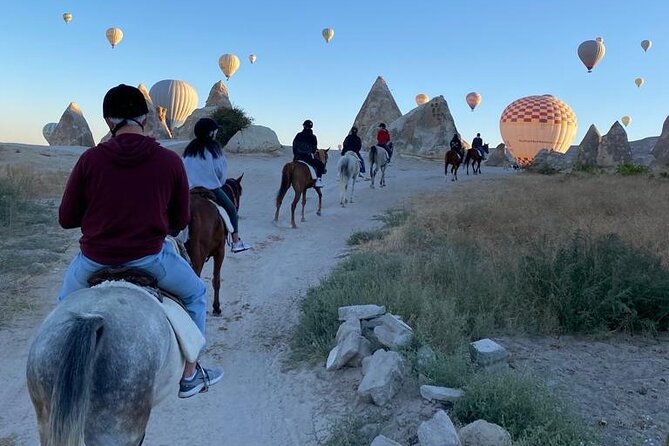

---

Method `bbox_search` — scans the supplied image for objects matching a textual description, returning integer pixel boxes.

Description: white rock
[326,345,340,371]
[458,420,512,446]
[224,125,283,154]
[352,76,402,149]
[469,339,508,368]
[362,355,373,375]
[357,349,404,406]
[347,336,372,368]
[205,80,232,108]
[371,435,404,446]
[336,319,362,344]
[338,305,386,321]
[417,410,462,446]
[372,314,413,349]
[327,332,364,371]
[50,102,95,147]
[420,385,464,403]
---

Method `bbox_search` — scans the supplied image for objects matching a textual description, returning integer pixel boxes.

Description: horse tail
[369,145,377,170]
[276,163,293,206]
[464,149,471,166]
[48,314,104,446]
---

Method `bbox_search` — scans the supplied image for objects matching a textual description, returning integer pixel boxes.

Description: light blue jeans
[58,240,207,337]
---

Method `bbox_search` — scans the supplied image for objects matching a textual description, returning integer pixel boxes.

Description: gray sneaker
[178,363,224,398]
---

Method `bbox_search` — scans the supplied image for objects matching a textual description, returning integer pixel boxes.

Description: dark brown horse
[186,175,243,315]
[464,144,489,175]
[274,149,329,228]
[444,149,463,181]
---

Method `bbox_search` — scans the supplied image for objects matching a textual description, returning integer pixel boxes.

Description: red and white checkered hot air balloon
[499,95,577,166]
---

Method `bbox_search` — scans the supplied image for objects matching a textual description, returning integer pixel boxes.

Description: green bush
[453,372,597,446]
[210,106,253,147]
[519,231,669,333]
[347,229,386,246]
[616,163,648,176]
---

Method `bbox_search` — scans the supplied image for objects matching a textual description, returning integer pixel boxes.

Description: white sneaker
[315,178,324,188]
[232,240,252,253]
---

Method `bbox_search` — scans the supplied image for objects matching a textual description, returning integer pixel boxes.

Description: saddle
[189,187,235,233]
[87,267,204,363]
[296,160,317,179]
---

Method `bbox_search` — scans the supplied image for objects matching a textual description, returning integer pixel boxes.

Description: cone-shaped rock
[388,96,458,159]
[651,116,669,166]
[50,102,95,147]
[352,76,402,148]
[205,81,232,108]
[597,121,632,167]
[575,124,601,168]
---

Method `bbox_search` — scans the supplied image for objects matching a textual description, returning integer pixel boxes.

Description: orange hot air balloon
[466,92,481,111]
[577,39,605,73]
[499,95,578,166]
[415,94,429,105]
[218,54,241,80]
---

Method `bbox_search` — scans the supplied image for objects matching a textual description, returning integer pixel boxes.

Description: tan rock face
[388,96,459,159]
[205,81,232,108]
[651,116,669,166]
[172,106,217,140]
[352,76,402,148]
[154,107,172,139]
[223,125,283,154]
[575,124,601,168]
[485,143,514,167]
[597,121,632,167]
[49,102,95,147]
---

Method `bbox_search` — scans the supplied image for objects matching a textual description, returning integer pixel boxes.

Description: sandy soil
[0,144,666,446]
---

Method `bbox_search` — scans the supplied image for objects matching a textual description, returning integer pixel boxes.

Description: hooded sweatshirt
[59,133,190,265]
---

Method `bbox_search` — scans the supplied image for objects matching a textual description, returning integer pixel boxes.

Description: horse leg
[380,165,386,187]
[349,176,356,203]
[211,248,224,316]
[290,189,300,228]
[301,190,308,221]
[315,187,323,216]
[370,167,376,189]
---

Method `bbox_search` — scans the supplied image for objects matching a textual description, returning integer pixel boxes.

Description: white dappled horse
[369,145,389,188]
[337,151,361,206]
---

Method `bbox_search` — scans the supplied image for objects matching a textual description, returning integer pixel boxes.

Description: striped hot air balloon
[322,28,334,43]
[63,13,73,24]
[499,95,578,166]
[218,54,241,80]
[149,80,198,130]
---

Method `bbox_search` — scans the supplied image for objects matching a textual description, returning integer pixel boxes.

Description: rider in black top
[472,133,485,160]
[292,120,325,188]
[341,126,365,174]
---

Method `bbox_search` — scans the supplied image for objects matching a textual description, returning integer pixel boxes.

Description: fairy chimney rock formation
[388,95,459,159]
[597,121,632,168]
[205,81,232,108]
[154,106,173,139]
[575,124,601,168]
[352,76,402,148]
[49,102,95,147]
[651,116,669,166]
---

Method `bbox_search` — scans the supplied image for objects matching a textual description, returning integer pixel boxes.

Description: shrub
[616,163,648,176]
[210,106,253,146]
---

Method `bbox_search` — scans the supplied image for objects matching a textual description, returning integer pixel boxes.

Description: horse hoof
[341,203,345,207]
[213,309,222,317]
[317,211,322,216]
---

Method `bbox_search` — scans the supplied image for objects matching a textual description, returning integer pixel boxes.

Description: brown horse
[444,149,463,181]
[274,149,329,228]
[186,175,243,315]
[464,144,489,175]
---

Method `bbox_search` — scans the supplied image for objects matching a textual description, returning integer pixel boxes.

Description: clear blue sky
[1,0,667,148]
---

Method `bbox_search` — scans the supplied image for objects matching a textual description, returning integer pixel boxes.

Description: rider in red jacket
[376,123,393,162]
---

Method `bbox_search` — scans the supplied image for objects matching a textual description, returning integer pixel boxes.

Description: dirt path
[0,151,510,445]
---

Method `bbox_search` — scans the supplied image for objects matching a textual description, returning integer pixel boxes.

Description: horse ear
[237,173,244,183]
[325,148,330,153]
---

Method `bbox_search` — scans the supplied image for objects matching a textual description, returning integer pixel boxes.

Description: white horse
[337,151,361,206]
[26,282,190,445]
[369,145,390,188]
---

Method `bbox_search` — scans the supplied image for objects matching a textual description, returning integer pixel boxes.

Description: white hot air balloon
[249,54,257,64]
[63,13,73,24]
[322,27,335,43]
[218,54,241,80]
[106,27,123,48]
[149,80,198,130]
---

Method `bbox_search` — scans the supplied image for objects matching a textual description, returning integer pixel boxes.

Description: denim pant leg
[212,188,239,233]
[58,252,107,302]
[356,152,366,173]
[127,240,208,338]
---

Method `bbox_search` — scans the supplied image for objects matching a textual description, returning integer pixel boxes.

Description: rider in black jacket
[341,127,365,174]
[292,120,325,188]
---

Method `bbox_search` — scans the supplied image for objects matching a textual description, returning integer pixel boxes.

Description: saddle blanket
[297,160,317,179]
[176,201,235,244]
[92,281,205,363]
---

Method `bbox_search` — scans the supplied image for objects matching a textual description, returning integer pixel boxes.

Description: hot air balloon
[149,80,198,130]
[106,27,123,48]
[577,39,605,73]
[635,77,644,88]
[218,54,241,80]
[466,92,481,111]
[42,123,58,143]
[322,28,335,43]
[63,13,72,24]
[621,116,632,127]
[337,144,342,150]
[415,94,429,106]
[595,36,604,43]
[249,54,257,64]
[499,95,578,166]
[641,40,652,52]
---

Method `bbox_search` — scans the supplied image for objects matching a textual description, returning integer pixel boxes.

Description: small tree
[210,106,253,147]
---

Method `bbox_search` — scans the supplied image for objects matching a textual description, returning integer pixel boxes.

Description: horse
[337,151,361,207]
[274,149,329,228]
[444,149,463,181]
[464,143,489,175]
[27,283,186,446]
[185,175,243,316]
[369,145,389,188]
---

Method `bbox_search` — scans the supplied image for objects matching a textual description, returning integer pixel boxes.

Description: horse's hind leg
[301,191,307,222]
[380,166,386,187]
[211,249,224,316]
[316,187,323,216]
[290,189,300,228]
[349,177,356,203]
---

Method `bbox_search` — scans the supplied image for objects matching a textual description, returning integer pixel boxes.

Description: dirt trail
[0,151,509,445]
